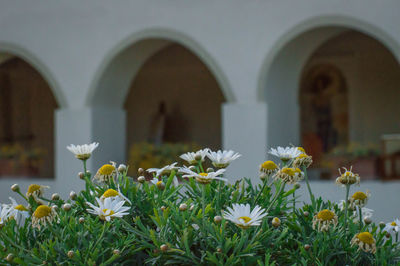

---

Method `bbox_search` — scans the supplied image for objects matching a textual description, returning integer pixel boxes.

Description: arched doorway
[0,54,58,178]
[261,23,400,180]
[87,31,232,174]
[124,43,225,173]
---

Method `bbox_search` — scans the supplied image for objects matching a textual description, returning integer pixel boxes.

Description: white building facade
[0,0,399,220]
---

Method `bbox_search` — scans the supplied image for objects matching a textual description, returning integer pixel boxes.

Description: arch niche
[259,17,400,179]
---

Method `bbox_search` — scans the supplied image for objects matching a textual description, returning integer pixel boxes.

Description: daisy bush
[0,143,399,265]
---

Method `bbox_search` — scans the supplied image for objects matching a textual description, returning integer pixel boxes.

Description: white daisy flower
[351,232,376,254]
[100,187,131,205]
[383,219,400,233]
[268,146,302,161]
[26,184,49,200]
[32,205,58,229]
[180,149,209,165]
[0,205,10,227]
[147,162,178,177]
[179,167,227,184]
[86,197,130,221]
[66,142,99,160]
[206,150,241,168]
[94,162,117,183]
[6,197,30,227]
[223,203,267,229]
[338,201,373,220]
[350,190,370,208]
[336,167,360,186]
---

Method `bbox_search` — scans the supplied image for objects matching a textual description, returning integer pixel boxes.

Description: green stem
[83,159,87,174]
[86,222,107,262]
[254,180,267,205]
[16,191,28,202]
[202,184,206,219]
[293,190,296,214]
[344,184,351,231]
[302,166,315,207]
[266,180,285,213]
[358,206,363,230]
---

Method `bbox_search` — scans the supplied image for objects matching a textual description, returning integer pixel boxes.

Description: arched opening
[300,64,349,166]
[87,31,231,174]
[124,43,225,173]
[0,54,58,178]
[262,23,400,180]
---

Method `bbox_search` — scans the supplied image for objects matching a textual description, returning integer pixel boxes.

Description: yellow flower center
[344,171,353,177]
[297,147,305,153]
[102,209,115,216]
[282,167,295,176]
[261,161,277,170]
[15,205,28,211]
[357,232,374,245]
[156,181,163,186]
[27,184,41,194]
[33,205,52,219]
[98,164,115,175]
[352,191,367,200]
[391,222,397,226]
[199,173,208,177]
[317,209,335,221]
[297,154,308,159]
[102,189,119,198]
[239,216,252,223]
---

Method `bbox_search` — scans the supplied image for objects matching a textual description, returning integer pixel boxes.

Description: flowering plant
[0,144,399,264]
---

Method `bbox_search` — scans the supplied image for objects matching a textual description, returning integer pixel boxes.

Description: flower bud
[69,191,77,201]
[113,249,120,255]
[138,168,144,175]
[214,215,222,223]
[67,250,74,258]
[189,204,195,211]
[206,168,214,173]
[62,203,72,212]
[272,217,281,228]
[179,203,188,211]
[379,221,386,229]
[79,217,85,224]
[78,172,85,180]
[11,184,20,192]
[51,193,60,201]
[160,206,166,211]
[6,253,14,262]
[189,166,196,171]
[294,183,301,189]
[52,205,58,211]
[304,244,311,251]
[137,176,145,183]
[118,164,127,173]
[217,248,222,253]
[364,217,372,225]
[160,244,168,252]
[194,154,202,161]
[303,211,309,217]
